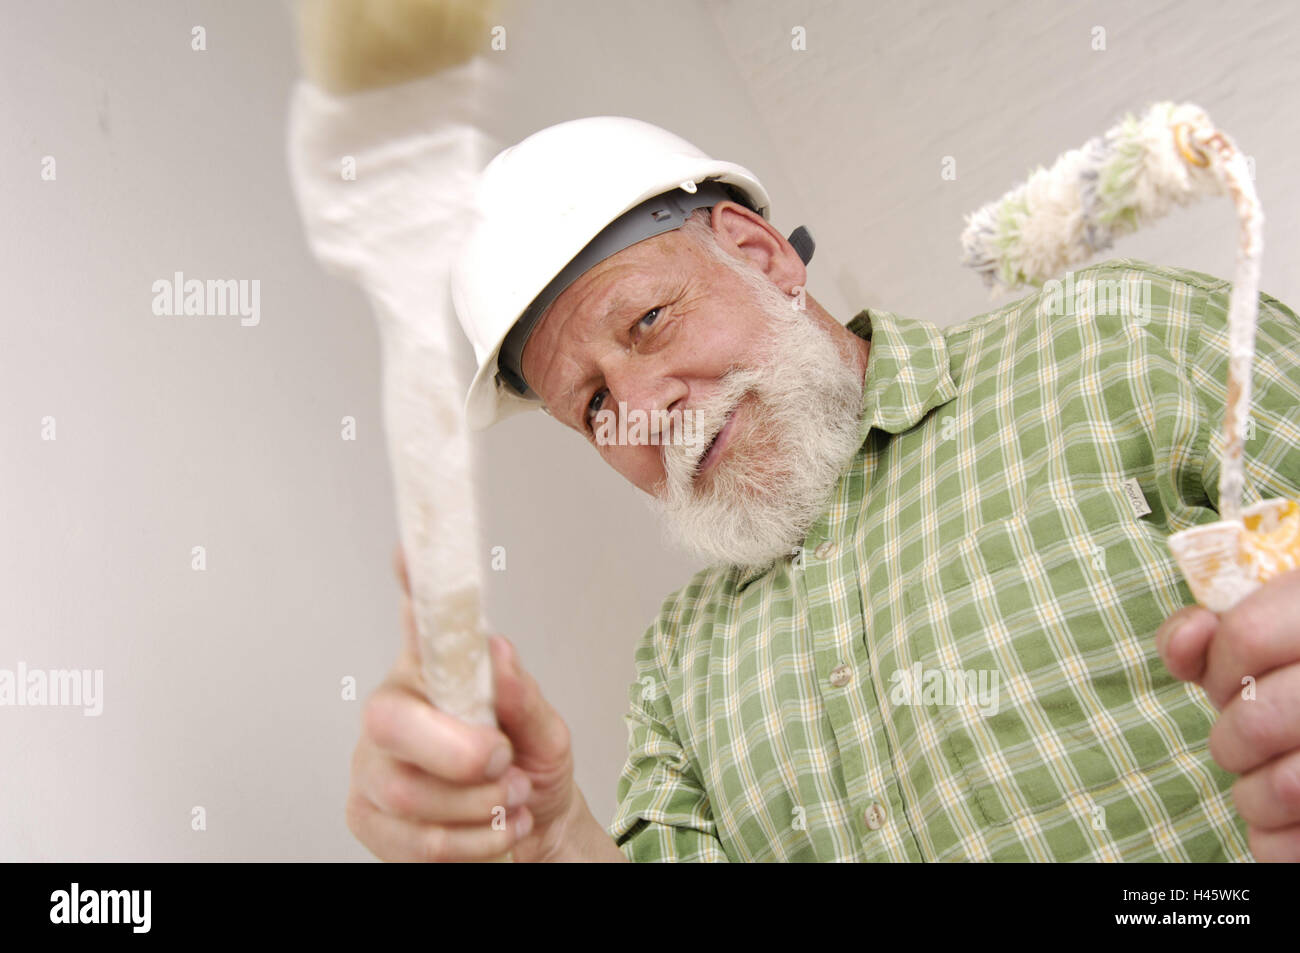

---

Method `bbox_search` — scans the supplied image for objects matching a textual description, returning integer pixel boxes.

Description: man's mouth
[695,406,739,479]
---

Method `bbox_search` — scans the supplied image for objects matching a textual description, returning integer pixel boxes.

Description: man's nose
[604,363,686,446]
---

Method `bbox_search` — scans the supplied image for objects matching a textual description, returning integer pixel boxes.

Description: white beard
[644,268,866,574]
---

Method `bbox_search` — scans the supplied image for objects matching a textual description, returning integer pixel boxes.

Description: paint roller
[960,101,1298,612]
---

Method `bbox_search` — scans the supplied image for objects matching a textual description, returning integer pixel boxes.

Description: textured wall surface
[2,0,1295,859]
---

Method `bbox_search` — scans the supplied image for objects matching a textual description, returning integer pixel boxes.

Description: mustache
[660,366,764,484]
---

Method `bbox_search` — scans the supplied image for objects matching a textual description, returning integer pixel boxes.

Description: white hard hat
[451,116,813,432]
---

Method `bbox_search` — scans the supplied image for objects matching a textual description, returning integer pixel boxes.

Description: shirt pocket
[892,485,1203,831]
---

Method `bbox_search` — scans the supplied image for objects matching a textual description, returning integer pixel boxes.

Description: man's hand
[344,544,586,862]
[1156,567,1300,861]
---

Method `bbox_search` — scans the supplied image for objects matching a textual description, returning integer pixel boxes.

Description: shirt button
[814,541,836,559]
[863,802,887,830]
[828,664,852,688]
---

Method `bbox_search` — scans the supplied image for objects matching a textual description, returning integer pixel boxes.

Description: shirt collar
[849,307,959,441]
[731,307,958,590]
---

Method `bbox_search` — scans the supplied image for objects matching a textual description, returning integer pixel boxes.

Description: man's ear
[709,201,806,291]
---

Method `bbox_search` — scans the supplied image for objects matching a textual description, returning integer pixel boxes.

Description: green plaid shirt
[607,259,1300,862]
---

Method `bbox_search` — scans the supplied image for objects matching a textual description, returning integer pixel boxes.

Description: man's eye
[635,307,661,332]
[586,389,608,428]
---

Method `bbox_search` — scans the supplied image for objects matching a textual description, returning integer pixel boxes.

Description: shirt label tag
[1121,477,1152,518]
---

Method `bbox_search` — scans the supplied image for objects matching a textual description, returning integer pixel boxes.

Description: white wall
[2,0,1295,860]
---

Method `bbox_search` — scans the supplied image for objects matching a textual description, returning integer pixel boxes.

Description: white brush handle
[379,311,494,726]
[287,61,503,723]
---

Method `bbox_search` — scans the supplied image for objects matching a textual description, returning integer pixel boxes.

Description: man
[291,0,1300,862]
[359,192,1300,861]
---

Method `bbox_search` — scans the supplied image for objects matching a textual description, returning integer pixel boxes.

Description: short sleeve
[606,617,730,863]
